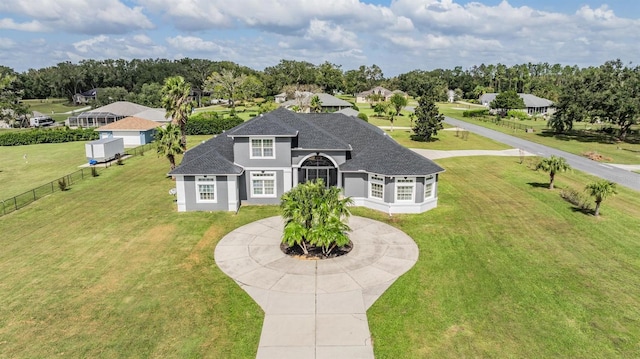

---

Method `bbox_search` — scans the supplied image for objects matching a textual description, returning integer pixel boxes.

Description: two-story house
[169,108,444,214]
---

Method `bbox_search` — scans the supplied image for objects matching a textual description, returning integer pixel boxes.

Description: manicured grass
[0,151,276,358]
[387,128,510,150]
[0,141,89,199]
[439,103,640,164]
[3,129,639,357]
[364,156,640,358]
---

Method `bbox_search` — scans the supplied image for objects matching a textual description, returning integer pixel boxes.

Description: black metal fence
[0,143,155,217]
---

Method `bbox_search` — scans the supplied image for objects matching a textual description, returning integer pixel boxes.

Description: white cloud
[0,0,640,75]
[0,0,153,34]
[166,35,237,57]
[138,0,229,30]
[69,34,166,60]
[0,18,48,32]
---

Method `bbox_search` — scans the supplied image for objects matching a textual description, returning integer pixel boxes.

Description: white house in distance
[480,93,555,115]
[356,86,408,103]
[96,116,162,147]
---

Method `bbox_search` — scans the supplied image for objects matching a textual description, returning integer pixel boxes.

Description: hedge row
[0,128,99,146]
[185,112,244,135]
[462,109,489,117]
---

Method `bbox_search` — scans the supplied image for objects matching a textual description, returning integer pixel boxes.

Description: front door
[299,155,337,187]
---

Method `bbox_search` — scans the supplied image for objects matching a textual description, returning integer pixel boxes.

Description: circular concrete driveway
[214,215,419,359]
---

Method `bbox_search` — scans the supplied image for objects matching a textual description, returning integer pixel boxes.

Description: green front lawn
[0,152,275,358]
[1,131,639,358]
[366,156,640,358]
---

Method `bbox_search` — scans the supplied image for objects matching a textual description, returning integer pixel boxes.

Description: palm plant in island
[280,179,354,257]
[585,180,617,216]
[536,155,571,189]
[162,76,194,150]
[156,123,183,171]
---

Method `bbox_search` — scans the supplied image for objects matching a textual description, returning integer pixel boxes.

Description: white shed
[85,137,124,162]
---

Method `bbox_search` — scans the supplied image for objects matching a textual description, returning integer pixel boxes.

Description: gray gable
[169,134,243,175]
[227,109,298,137]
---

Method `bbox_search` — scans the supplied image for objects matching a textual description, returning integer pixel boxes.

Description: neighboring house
[274,92,287,104]
[73,88,98,105]
[67,101,166,127]
[356,86,408,103]
[480,93,555,115]
[279,92,353,113]
[169,108,444,214]
[96,116,163,147]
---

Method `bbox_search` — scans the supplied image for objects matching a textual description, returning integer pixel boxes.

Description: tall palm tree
[155,124,183,171]
[536,155,571,189]
[162,76,193,150]
[585,180,617,216]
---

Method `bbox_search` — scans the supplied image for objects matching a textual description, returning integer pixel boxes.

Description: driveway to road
[444,116,640,192]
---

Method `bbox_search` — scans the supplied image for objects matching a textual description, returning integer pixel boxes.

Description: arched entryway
[298,155,338,186]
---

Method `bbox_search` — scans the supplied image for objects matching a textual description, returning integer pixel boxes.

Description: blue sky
[0,0,638,76]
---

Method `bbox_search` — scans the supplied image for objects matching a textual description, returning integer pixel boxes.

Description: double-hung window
[395,178,415,202]
[369,174,385,200]
[251,172,276,198]
[196,176,216,203]
[424,175,435,199]
[250,138,275,159]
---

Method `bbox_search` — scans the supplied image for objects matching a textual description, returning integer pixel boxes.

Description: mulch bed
[280,241,353,260]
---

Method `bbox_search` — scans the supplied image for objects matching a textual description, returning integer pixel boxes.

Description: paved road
[444,116,640,192]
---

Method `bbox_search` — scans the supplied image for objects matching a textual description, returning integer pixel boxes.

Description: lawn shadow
[410,135,440,142]
[527,182,549,189]
[570,206,593,216]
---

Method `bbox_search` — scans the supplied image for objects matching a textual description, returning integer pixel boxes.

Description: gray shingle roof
[85,101,154,116]
[336,108,359,117]
[311,115,444,176]
[280,93,352,108]
[170,108,444,177]
[226,110,298,137]
[169,134,243,175]
[480,93,553,108]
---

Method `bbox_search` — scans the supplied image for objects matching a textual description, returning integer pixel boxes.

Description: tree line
[2,58,638,140]
[0,58,610,103]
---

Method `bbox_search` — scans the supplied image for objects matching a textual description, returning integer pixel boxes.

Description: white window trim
[249,137,276,159]
[424,175,435,199]
[250,171,277,198]
[195,176,217,203]
[395,177,416,203]
[369,174,385,201]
